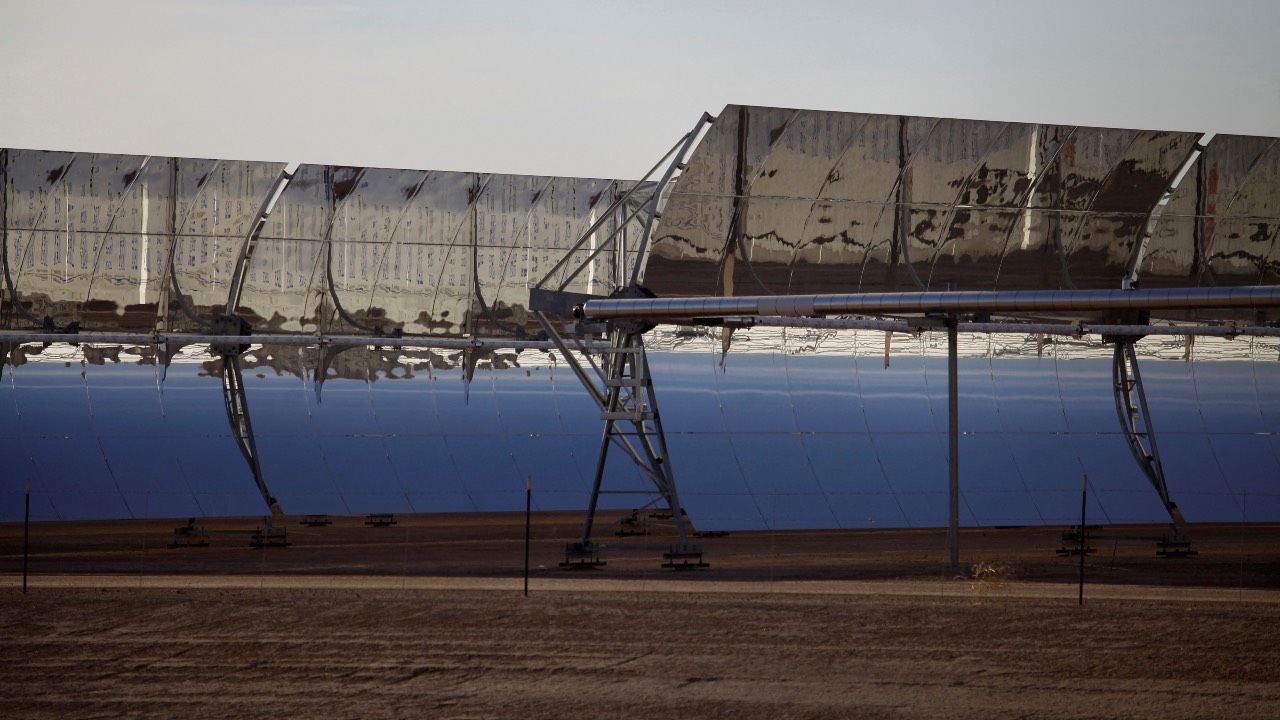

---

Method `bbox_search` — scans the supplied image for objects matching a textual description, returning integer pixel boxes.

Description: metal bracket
[209,314,252,356]
[1112,340,1183,528]
[220,350,282,517]
[528,287,595,316]
[212,314,282,517]
[559,541,607,569]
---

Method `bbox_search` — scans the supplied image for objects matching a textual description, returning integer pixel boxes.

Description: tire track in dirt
[5,586,1278,718]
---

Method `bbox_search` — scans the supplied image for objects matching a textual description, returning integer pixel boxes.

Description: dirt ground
[2,512,1279,719]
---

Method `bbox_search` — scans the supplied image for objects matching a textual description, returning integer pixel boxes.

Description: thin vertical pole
[947,315,959,569]
[524,474,531,598]
[1240,490,1247,599]
[23,478,31,595]
[1079,474,1088,606]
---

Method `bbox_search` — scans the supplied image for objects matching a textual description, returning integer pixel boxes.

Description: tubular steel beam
[958,322,1280,337]
[720,316,1280,337]
[2,317,1276,350]
[580,286,1280,319]
[0,332,559,349]
[3,320,1277,350]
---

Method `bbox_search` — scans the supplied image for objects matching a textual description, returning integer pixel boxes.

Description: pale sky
[3,0,1278,179]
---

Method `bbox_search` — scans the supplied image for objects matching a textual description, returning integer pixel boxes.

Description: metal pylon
[526,112,713,566]
[576,326,690,547]
[1112,340,1183,527]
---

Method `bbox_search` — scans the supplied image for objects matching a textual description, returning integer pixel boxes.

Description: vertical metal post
[23,477,31,595]
[1079,474,1088,606]
[580,419,615,544]
[524,475,531,597]
[947,315,959,569]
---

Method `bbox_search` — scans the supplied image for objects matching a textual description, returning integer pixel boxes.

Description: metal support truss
[1113,138,1203,533]
[535,305,699,562]
[579,281,1280,550]
[576,325,689,547]
[219,340,282,517]
[534,113,713,296]
[214,165,295,519]
[530,113,713,564]
[1112,339,1183,526]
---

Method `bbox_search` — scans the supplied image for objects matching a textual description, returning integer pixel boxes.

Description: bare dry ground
[2,512,1279,718]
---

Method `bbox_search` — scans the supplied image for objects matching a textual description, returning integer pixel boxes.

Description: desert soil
[2,512,1278,719]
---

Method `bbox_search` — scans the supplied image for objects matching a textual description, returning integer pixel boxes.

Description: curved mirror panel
[715,352,799,434]
[991,354,1069,433]
[649,107,1203,307]
[0,335,1276,528]
[1193,359,1266,432]
[3,106,1279,530]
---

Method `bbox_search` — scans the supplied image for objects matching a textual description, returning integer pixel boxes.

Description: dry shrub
[963,561,1013,599]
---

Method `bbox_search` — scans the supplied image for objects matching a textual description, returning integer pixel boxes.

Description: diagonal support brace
[1112,339,1183,526]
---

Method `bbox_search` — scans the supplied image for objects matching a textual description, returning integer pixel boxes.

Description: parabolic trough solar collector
[1,104,1277,529]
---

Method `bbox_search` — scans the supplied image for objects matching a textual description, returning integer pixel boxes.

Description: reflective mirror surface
[2,331,1276,530]
[3,104,1278,530]
[647,106,1280,324]
[1,150,637,335]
